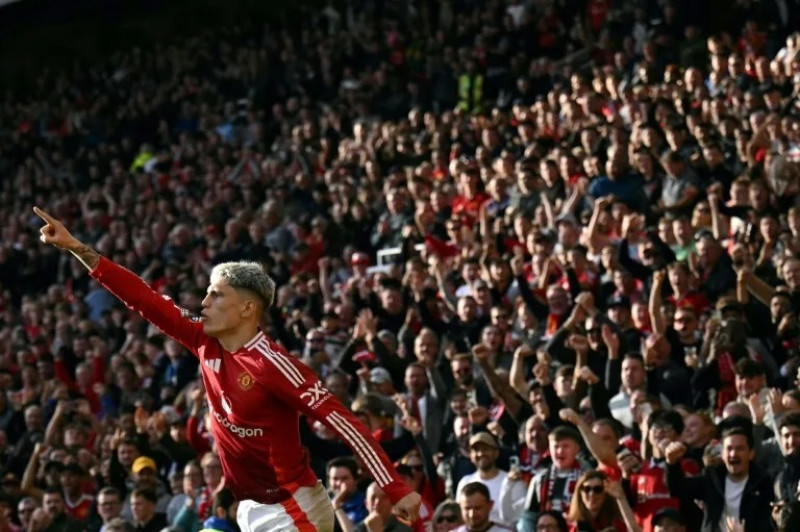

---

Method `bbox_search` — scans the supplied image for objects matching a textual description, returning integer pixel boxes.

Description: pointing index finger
[33,206,55,224]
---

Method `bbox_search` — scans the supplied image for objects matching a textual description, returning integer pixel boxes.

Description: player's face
[201,277,252,338]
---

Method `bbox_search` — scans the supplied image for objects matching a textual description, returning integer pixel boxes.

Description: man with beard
[665,427,773,532]
[457,482,515,532]
[455,433,508,525]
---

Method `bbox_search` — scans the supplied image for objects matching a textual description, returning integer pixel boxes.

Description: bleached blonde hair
[210,261,275,308]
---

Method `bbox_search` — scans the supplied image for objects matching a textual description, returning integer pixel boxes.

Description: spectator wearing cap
[665,426,773,532]
[359,367,398,419]
[455,433,507,525]
[129,488,167,532]
[328,456,368,528]
[121,456,169,523]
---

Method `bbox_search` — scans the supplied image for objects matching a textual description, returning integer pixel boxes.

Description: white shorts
[236,481,335,532]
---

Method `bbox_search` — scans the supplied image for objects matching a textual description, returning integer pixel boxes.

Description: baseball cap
[132,456,157,474]
[369,367,392,384]
[469,432,498,449]
[653,507,684,526]
[606,293,631,309]
[555,212,578,225]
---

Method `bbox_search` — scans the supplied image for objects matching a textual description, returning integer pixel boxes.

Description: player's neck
[217,323,261,352]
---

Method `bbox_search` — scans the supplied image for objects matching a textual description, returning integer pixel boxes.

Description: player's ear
[241,298,258,318]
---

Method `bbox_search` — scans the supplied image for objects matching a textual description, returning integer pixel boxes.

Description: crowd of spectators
[1,0,800,531]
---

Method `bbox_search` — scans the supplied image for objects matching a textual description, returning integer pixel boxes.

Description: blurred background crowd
[1,0,800,531]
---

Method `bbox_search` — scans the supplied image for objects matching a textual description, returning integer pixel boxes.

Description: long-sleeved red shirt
[90,257,412,505]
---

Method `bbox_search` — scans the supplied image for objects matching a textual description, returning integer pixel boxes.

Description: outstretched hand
[33,207,78,249]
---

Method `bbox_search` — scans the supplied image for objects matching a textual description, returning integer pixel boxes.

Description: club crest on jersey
[300,381,332,409]
[238,372,255,391]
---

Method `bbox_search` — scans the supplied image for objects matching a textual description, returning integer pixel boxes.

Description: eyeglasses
[437,514,458,523]
[580,484,604,495]
[407,465,424,472]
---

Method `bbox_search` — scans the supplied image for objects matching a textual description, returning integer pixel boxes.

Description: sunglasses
[580,485,604,495]
[407,465,424,472]
[437,515,458,523]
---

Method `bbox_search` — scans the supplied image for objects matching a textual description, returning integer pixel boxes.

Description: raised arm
[34,207,204,352]
[559,408,617,467]
[649,270,667,335]
[473,344,528,422]
[738,268,775,306]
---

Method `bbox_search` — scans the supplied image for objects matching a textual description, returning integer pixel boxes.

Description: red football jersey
[91,257,412,505]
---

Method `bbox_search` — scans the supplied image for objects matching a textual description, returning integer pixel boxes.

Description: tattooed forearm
[69,243,101,271]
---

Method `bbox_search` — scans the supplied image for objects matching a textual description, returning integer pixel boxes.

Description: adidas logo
[204,359,221,373]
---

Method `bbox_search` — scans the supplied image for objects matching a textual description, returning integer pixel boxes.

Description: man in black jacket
[664,426,773,532]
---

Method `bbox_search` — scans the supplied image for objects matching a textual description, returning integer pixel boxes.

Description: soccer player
[33,207,421,532]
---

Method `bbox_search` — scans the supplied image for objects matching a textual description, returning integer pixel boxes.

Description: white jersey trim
[327,411,391,486]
